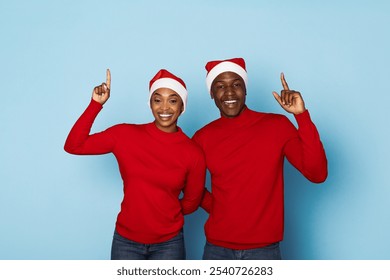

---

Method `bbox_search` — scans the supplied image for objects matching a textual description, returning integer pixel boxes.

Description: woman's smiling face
[150,88,183,133]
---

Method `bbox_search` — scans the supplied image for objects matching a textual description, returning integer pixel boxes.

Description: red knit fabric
[65,99,206,244]
[192,107,327,249]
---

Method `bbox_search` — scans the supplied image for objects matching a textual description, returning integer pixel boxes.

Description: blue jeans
[111,230,186,260]
[203,241,282,260]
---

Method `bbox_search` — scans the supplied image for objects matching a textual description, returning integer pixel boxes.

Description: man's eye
[170,99,177,104]
[233,83,241,87]
[153,99,161,103]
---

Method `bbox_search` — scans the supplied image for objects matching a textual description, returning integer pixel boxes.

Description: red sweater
[64,100,206,244]
[192,107,327,250]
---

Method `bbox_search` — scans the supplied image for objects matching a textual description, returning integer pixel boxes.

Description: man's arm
[272,73,328,183]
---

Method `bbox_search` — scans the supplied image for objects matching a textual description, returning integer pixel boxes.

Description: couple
[64,57,328,260]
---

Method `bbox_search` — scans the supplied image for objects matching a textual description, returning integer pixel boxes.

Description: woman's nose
[161,100,169,110]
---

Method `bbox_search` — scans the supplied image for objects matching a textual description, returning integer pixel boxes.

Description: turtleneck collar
[218,106,250,123]
[213,106,266,130]
[145,122,187,144]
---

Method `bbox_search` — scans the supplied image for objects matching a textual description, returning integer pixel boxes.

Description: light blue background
[1,0,389,260]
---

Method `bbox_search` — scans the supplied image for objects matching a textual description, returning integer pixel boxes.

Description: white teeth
[159,114,172,118]
[224,100,237,104]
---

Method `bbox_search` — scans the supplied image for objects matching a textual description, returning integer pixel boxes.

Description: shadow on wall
[281,134,340,260]
[184,171,211,260]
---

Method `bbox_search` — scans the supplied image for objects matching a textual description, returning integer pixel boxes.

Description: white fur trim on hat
[206,61,248,93]
[149,78,188,113]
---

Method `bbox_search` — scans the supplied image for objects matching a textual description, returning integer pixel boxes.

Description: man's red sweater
[65,100,206,244]
[192,107,327,250]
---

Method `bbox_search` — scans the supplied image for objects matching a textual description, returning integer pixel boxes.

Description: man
[192,58,328,260]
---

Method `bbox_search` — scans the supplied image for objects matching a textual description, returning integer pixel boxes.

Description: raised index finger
[281,72,289,90]
[106,69,111,89]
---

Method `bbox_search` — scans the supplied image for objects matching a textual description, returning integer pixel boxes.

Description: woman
[64,69,206,260]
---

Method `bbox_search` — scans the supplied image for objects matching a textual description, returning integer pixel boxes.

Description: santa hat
[149,69,188,113]
[205,57,248,93]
